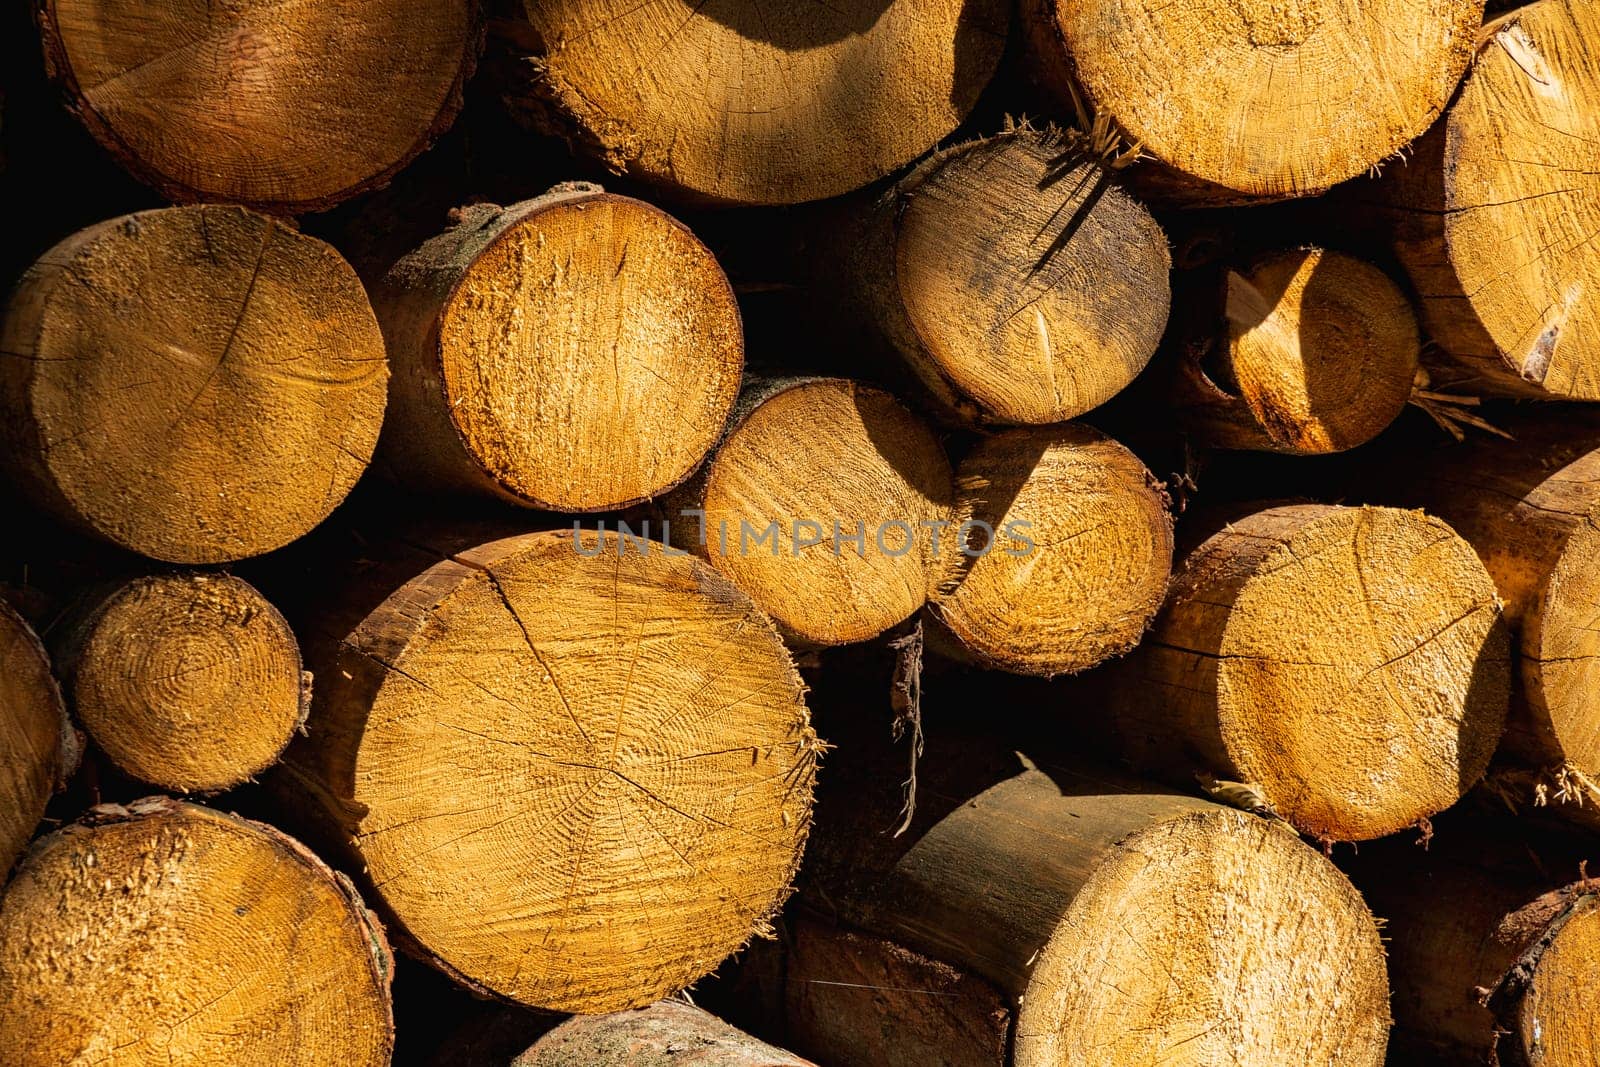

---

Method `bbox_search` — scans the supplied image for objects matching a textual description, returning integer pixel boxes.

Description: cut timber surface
[0,797,393,1066]
[38,0,481,212]
[0,206,388,563]
[58,573,306,794]
[283,529,817,1012]
[804,738,1391,1066]
[1381,416,1600,819]
[930,424,1173,677]
[1350,839,1600,1066]
[1023,0,1479,203]
[670,378,954,646]
[1379,0,1600,398]
[499,0,1007,205]
[0,598,73,876]
[1174,249,1419,454]
[373,188,741,511]
[512,1000,814,1066]
[843,128,1171,424]
[1108,503,1510,841]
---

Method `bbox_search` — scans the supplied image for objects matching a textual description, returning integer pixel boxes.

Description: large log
[0,597,75,876]
[37,0,482,213]
[54,572,306,794]
[800,725,1391,1065]
[512,1000,814,1066]
[833,127,1171,425]
[494,0,1007,206]
[1374,413,1600,823]
[930,424,1173,677]
[371,187,742,512]
[277,528,819,1013]
[1104,503,1511,841]
[1376,0,1600,398]
[0,797,393,1064]
[1171,248,1420,454]
[1022,0,1479,204]
[667,378,954,646]
[1348,833,1600,1066]
[0,205,388,563]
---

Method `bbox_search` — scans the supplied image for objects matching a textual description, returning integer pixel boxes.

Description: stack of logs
[1,0,1598,1063]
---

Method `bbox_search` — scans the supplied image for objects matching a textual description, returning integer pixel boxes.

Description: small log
[0,797,393,1063]
[1104,503,1511,841]
[37,0,482,212]
[278,528,819,1013]
[1172,248,1419,453]
[834,127,1171,425]
[494,1,1008,205]
[371,187,742,511]
[0,597,75,876]
[55,572,306,794]
[1022,0,1479,203]
[929,424,1173,677]
[0,205,388,563]
[1376,0,1600,398]
[512,1000,814,1066]
[801,725,1391,1066]
[668,378,955,646]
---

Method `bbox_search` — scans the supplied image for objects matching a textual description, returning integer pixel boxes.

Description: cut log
[56,573,306,794]
[280,529,818,1012]
[1376,0,1600,398]
[1374,414,1600,821]
[929,424,1173,677]
[372,187,742,511]
[0,205,388,563]
[1104,503,1510,841]
[512,1000,814,1066]
[1022,0,1479,203]
[667,378,954,646]
[37,0,481,213]
[1172,248,1420,454]
[0,797,393,1064]
[835,127,1171,425]
[1348,836,1600,1066]
[780,915,1011,1067]
[0,598,74,876]
[495,0,1007,205]
[802,734,1391,1066]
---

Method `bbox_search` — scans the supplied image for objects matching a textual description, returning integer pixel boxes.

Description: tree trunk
[1348,834,1600,1066]
[664,377,955,647]
[275,527,819,1013]
[1103,503,1511,841]
[1170,248,1419,453]
[53,572,307,794]
[1373,412,1600,826]
[928,423,1173,677]
[1021,0,1479,205]
[370,186,742,512]
[512,1000,814,1066]
[1374,0,1600,399]
[0,597,75,877]
[0,205,388,563]
[830,127,1171,425]
[491,0,1007,206]
[800,727,1391,1066]
[36,0,482,213]
[0,797,393,1065]
[779,915,1012,1067]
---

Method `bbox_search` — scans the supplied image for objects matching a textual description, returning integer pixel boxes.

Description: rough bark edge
[378,184,744,512]
[1482,887,1599,1067]
[1,595,81,879]
[34,0,487,216]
